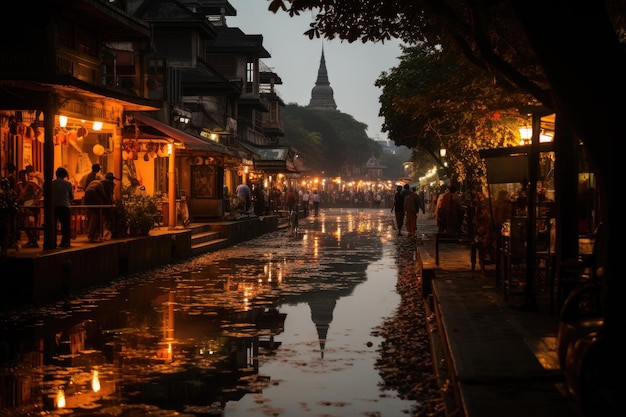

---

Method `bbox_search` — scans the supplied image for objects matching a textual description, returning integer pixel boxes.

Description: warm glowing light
[439,148,447,158]
[56,389,66,409]
[92,121,103,131]
[59,115,68,128]
[540,132,554,142]
[92,144,105,156]
[519,126,532,140]
[92,370,101,392]
[167,143,173,155]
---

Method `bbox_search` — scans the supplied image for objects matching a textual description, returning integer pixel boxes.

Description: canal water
[0,208,437,417]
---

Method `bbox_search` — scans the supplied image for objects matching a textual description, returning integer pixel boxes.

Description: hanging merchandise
[77,126,88,139]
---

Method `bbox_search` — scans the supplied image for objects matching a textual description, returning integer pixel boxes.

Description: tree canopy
[376,43,533,182]
[281,104,384,176]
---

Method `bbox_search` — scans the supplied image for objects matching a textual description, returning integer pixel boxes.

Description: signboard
[485,155,528,184]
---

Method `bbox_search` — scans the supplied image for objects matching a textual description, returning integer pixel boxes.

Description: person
[285,187,298,213]
[3,162,16,191]
[80,163,103,190]
[84,172,117,242]
[404,187,421,238]
[312,189,321,216]
[52,167,74,248]
[436,185,461,235]
[390,185,405,236]
[253,183,266,216]
[235,182,251,211]
[17,169,44,247]
[128,177,143,196]
[301,189,310,217]
[25,165,44,187]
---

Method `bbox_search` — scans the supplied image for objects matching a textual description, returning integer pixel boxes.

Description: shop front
[125,113,234,225]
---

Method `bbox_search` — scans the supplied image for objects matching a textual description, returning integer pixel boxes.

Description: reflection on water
[0,208,421,416]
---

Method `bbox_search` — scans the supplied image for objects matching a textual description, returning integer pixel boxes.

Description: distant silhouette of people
[285,188,298,212]
[312,190,321,216]
[437,185,461,235]
[301,189,310,217]
[390,185,405,236]
[253,183,265,216]
[404,187,421,238]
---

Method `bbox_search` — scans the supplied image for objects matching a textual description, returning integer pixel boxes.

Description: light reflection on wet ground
[0,208,426,417]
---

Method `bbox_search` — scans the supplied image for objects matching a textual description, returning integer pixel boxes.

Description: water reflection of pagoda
[308,295,338,359]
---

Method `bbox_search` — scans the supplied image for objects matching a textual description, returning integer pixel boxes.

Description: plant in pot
[123,194,159,237]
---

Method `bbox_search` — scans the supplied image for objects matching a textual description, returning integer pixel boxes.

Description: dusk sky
[227,1,404,140]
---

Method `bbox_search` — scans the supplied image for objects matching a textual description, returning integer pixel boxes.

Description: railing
[18,204,116,243]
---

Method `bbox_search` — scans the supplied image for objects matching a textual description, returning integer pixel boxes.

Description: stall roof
[237,141,299,173]
[130,113,231,155]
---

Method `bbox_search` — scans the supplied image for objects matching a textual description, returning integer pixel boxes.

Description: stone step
[191,230,222,244]
[190,227,229,256]
[191,237,230,256]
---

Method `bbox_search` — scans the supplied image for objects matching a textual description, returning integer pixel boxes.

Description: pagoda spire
[308,45,337,109]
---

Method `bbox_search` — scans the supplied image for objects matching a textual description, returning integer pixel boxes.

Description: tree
[376,44,533,183]
[281,104,382,176]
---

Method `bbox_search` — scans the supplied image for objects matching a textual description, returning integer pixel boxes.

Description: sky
[227,0,404,140]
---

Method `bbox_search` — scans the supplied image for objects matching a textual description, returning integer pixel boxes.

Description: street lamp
[439,148,447,158]
[519,126,532,145]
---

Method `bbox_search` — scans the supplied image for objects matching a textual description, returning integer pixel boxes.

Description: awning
[237,141,299,173]
[130,113,231,155]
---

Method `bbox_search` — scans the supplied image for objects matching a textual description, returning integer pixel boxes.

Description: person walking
[404,187,421,238]
[390,185,405,236]
[301,189,310,217]
[285,187,298,213]
[52,167,74,248]
[436,185,461,235]
[312,190,321,216]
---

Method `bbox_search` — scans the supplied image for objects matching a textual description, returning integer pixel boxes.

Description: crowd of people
[0,161,121,254]
[2,161,473,255]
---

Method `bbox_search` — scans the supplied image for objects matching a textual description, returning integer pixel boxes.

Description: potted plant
[123,194,159,237]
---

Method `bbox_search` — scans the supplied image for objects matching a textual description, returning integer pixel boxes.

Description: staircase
[189,223,230,256]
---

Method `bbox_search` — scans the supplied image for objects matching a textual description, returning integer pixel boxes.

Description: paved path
[416,215,585,417]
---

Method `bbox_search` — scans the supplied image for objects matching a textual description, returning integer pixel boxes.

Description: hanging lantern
[92,144,105,156]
